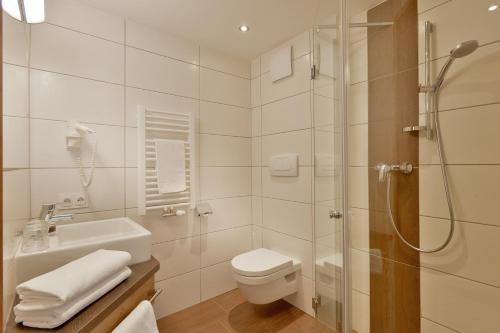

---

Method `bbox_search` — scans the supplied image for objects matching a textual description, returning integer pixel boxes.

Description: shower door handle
[329,210,343,219]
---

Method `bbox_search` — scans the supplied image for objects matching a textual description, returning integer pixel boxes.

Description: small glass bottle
[21,219,49,253]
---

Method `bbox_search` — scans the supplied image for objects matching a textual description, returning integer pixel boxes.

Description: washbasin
[15,217,151,283]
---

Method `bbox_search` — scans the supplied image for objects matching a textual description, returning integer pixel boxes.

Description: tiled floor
[156,289,336,333]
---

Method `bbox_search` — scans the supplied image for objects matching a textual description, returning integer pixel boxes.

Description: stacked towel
[112,300,159,333]
[15,249,132,329]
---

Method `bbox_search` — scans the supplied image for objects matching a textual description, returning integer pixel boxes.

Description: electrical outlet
[58,193,73,209]
[72,192,88,208]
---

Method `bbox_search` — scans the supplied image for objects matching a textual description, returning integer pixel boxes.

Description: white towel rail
[137,105,196,216]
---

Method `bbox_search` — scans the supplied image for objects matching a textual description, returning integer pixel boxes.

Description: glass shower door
[312,23,345,331]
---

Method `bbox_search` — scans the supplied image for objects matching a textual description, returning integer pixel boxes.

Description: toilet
[231,248,301,304]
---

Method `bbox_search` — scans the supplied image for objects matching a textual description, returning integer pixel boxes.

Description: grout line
[417,0,452,15]
[199,132,252,139]
[44,22,124,46]
[123,20,127,223]
[419,214,500,229]
[420,317,461,333]
[422,266,500,290]
[260,89,311,107]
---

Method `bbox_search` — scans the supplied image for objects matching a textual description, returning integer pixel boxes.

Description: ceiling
[77,0,339,60]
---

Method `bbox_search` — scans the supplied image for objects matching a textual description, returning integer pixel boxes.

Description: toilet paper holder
[196,203,213,217]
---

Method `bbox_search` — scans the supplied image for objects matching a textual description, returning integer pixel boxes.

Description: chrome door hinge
[312,295,322,314]
[311,65,318,80]
[329,210,343,219]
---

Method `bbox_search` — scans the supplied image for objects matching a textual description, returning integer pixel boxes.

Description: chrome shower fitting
[376,162,413,182]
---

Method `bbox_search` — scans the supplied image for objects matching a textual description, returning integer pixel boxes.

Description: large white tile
[349,39,368,84]
[125,87,198,127]
[3,64,28,117]
[126,47,198,98]
[348,124,368,166]
[126,20,198,64]
[418,0,449,13]
[200,67,251,108]
[252,225,263,249]
[3,13,28,66]
[30,168,124,216]
[125,168,137,208]
[262,198,312,241]
[251,167,262,196]
[126,208,200,243]
[261,31,311,73]
[262,229,313,278]
[350,208,369,252]
[348,81,368,125]
[153,236,200,281]
[420,104,500,165]
[261,129,312,166]
[418,0,500,62]
[352,290,370,333]
[45,0,124,42]
[420,41,500,112]
[251,77,261,107]
[199,167,251,200]
[200,46,250,78]
[420,165,500,226]
[3,116,28,169]
[421,216,500,287]
[252,137,262,166]
[348,167,369,209]
[200,196,252,234]
[351,249,370,295]
[200,101,251,137]
[262,91,311,135]
[30,119,124,168]
[262,166,312,203]
[421,318,456,333]
[125,127,137,168]
[3,169,30,221]
[284,275,314,316]
[200,226,252,267]
[30,69,124,125]
[201,261,237,301]
[421,268,500,332]
[251,107,261,137]
[251,57,260,79]
[31,23,124,84]
[200,134,251,167]
[154,270,200,319]
[70,209,124,223]
[314,94,335,129]
[261,55,311,104]
[252,196,263,226]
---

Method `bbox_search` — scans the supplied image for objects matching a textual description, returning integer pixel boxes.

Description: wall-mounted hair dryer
[66,121,98,188]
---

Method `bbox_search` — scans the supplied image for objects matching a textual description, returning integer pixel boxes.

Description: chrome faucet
[39,204,74,234]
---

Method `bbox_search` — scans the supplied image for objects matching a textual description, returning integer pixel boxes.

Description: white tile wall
[251,31,315,316]
[418,1,500,332]
[3,1,253,321]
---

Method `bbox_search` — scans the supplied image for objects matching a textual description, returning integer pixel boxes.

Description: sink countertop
[6,257,160,333]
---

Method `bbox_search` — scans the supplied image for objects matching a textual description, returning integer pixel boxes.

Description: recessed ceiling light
[239,25,249,32]
[488,4,498,11]
[2,0,45,23]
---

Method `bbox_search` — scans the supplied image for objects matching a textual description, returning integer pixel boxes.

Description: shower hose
[385,88,455,253]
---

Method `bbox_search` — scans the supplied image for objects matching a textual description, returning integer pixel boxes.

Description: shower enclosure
[314,0,498,331]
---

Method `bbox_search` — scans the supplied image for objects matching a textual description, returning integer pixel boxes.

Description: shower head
[435,40,479,88]
[449,40,479,58]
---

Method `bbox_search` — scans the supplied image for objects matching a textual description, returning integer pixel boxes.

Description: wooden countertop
[6,257,160,333]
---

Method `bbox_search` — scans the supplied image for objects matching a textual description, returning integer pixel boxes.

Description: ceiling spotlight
[488,4,498,11]
[239,25,249,32]
[2,0,45,23]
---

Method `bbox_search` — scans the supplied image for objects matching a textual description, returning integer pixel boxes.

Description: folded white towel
[155,139,186,193]
[112,300,159,333]
[16,249,131,310]
[15,267,131,329]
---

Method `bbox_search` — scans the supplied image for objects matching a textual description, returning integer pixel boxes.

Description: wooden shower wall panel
[367,0,420,332]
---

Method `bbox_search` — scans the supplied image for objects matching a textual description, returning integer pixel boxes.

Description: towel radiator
[137,106,196,216]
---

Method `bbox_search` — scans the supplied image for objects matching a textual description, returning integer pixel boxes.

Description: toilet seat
[231,248,293,277]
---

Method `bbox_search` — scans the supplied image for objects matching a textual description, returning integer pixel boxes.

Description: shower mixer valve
[376,162,413,182]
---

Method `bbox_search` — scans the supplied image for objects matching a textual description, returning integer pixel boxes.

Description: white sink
[16,217,151,283]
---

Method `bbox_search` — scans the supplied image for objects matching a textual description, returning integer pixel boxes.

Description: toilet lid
[231,248,293,277]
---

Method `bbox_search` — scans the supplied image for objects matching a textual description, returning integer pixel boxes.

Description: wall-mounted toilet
[231,248,301,304]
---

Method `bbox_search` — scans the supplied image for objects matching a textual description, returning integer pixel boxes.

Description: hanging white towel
[270,45,293,82]
[155,139,186,193]
[112,300,159,333]
[16,249,131,310]
[15,267,131,329]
